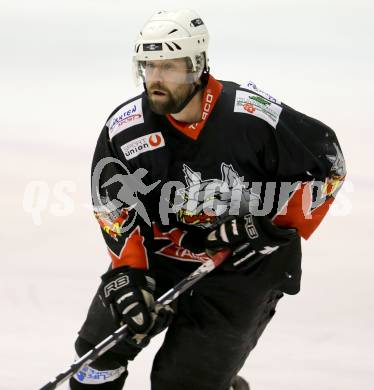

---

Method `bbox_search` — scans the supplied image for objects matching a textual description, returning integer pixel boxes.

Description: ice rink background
[1,0,373,388]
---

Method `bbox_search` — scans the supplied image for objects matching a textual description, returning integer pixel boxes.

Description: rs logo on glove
[244,214,259,239]
[205,214,298,271]
[99,266,174,341]
[104,275,130,298]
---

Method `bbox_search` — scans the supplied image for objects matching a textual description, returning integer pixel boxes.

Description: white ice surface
[1,1,373,389]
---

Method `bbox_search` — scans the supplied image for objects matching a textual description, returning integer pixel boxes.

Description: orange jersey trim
[108,226,149,269]
[153,223,185,245]
[166,75,223,140]
[273,177,345,239]
[153,223,211,263]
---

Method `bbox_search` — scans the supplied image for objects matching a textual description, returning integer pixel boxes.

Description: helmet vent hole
[168,29,178,35]
[172,42,182,50]
[165,43,174,51]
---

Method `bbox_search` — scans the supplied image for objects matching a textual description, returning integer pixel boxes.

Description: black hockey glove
[99,266,174,340]
[205,214,298,271]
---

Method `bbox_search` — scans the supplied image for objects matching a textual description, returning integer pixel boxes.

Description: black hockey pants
[70,246,299,390]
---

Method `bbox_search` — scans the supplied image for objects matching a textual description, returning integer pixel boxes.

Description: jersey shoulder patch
[107,96,144,140]
[240,81,281,105]
[234,81,283,129]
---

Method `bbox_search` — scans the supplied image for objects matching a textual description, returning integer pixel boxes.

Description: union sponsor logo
[121,132,165,160]
[148,133,162,147]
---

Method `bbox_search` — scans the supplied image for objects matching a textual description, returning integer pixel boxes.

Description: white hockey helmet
[133,9,209,85]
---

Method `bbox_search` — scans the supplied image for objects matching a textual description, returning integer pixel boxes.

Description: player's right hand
[205,214,298,271]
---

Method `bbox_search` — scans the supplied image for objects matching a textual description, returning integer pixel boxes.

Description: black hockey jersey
[91,75,345,292]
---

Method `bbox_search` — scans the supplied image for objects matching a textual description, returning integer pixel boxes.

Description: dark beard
[147,84,193,115]
[148,93,181,115]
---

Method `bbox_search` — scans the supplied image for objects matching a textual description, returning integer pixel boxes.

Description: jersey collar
[166,74,223,141]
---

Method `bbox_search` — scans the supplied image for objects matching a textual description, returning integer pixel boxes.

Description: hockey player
[69,9,346,390]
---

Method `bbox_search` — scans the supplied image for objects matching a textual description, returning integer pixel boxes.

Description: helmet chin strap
[172,82,204,114]
[144,70,209,115]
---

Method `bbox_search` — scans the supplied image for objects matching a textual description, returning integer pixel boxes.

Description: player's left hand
[205,214,298,271]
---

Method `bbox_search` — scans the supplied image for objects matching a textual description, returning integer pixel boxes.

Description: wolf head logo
[174,163,259,228]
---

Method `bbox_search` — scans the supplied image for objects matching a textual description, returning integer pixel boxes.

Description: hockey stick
[39,248,230,390]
